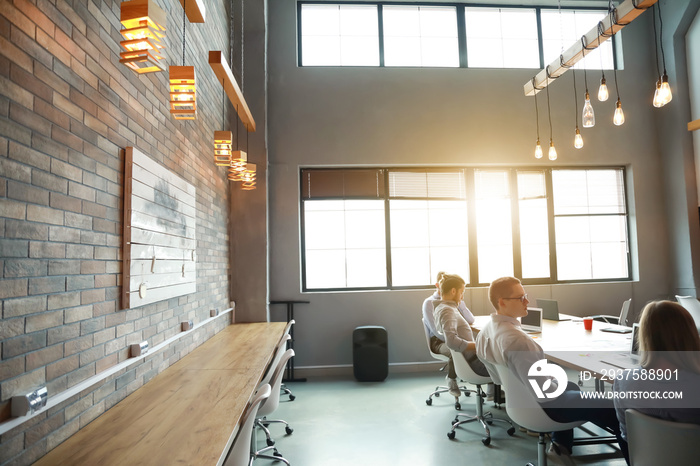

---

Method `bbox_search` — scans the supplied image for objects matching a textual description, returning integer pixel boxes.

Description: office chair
[493,364,584,466]
[591,298,632,326]
[254,349,295,465]
[224,384,271,466]
[675,296,700,334]
[421,318,470,410]
[280,320,296,401]
[626,408,700,465]
[447,349,515,445]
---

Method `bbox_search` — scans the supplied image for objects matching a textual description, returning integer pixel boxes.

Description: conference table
[473,314,635,390]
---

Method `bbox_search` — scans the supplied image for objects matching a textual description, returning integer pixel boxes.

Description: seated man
[422,271,476,397]
[433,274,489,398]
[476,277,628,464]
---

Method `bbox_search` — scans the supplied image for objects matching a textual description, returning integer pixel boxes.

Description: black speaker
[352,326,388,382]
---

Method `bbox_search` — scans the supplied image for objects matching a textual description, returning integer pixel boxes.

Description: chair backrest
[492,364,583,433]
[626,408,700,465]
[422,318,449,362]
[283,319,295,337]
[619,298,632,327]
[449,348,492,385]
[257,349,295,418]
[675,296,700,334]
[261,334,291,386]
[224,384,271,466]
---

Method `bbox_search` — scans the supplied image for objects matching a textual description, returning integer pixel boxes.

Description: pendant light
[610,12,624,126]
[572,68,583,149]
[532,78,543,159]
[652,3,672,107]
[170,0,197,120]
[545,67,557,161]
[596,21,609,102]
[580,37,595,128]
[119,0,166,74]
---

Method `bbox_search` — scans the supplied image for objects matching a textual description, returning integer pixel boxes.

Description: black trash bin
[352,326,388,382]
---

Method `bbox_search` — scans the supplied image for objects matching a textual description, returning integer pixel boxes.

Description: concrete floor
[253,372,627,466]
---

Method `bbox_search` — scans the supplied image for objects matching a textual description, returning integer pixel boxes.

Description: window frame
[297,2,619,69]
[300,166,632,292]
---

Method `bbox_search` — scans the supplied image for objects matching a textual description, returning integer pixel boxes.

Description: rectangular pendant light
[240,163,257,190]
[119,0,166,74]
[169,66,197,120]
[214,131,233,166]
[227,151,247,181]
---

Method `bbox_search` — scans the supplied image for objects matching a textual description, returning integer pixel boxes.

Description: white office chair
[224,384,271,466]
[591,298,632,327]
[493,364,584,466]
[421,318,470,410]
[280,320,296,401]
[254,349,295,465]
[675,296,700,334]
[447,349,514,445]
[626,408,700,465]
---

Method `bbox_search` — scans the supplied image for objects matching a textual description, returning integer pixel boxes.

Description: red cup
[583,317,593,331]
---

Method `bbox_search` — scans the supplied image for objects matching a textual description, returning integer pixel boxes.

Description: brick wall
[0,0,242,463]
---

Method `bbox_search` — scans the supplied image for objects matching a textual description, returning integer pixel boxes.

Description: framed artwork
[122,147,197,308]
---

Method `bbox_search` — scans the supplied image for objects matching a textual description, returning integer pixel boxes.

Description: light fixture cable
[533,77,542,159]
[545,66,557,161]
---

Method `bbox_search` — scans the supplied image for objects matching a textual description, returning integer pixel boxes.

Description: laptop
[601,323,641,368]
[537,298,570,321]
[520,307,543,333]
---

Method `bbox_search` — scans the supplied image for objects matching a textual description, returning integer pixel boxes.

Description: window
[383,5,459,67]
[301,167,630,291]
[299,3,619,70]
[300,4,379,66]
[464,7,539,68]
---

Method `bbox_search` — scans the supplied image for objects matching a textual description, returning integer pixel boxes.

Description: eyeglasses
[503,294,528,303]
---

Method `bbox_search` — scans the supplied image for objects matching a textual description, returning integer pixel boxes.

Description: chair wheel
[507,427,516,436]
[266,438,275,446]
[482,437,491,446]
[453,417,459,424]
[464,391,471,397]
[455,402,461,410]
[289,394,296,401]
[285,426,293,435]
[486,420,493,425]
[435,393,440,397]
[447,431,456,440]
[426,399,432,406]
[273,450,282,458]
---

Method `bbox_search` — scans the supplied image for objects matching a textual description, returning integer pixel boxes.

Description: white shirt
[421,291,475,340]
[475,313,545,386]
[434,300,475,353]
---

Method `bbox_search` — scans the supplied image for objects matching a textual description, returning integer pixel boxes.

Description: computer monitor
[521,307,543,333]
[537,298,564,321]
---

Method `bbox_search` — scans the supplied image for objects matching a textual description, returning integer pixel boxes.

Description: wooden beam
[690,119,700,132]
[209,51,256,132]
[178,0,205,23]
[524,0,657,96]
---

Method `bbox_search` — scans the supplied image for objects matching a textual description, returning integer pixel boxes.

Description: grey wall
[266,0,690,369]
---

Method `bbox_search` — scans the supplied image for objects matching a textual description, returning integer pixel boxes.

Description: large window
[301,167,630,291]
[299,3,619,69]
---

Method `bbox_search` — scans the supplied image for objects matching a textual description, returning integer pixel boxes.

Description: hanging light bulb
[658,73,672,106]
[548,139,557,161]
[613,99,625,126]
[598,76,609,101]
[574,128,583,149]
[653,79,664,107]
[582,91,595,127]
[535,139,543,159]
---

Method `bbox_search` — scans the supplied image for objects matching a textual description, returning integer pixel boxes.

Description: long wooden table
[35,322,286,466]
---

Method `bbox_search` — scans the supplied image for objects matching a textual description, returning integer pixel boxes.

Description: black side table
[270,300,309,382]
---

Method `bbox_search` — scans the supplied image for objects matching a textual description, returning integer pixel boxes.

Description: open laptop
[520,307,543,333]
[601,323,641,369]
[537,298,570,321]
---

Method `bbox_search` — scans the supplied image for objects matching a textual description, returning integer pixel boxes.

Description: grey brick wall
[0,0,238,463]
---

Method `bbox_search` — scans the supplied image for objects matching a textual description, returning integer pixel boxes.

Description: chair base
[426,384,473,410]
[447,386,515,446]
[257,417,294,446]
[281,383,295,401]
[255,446,291,465]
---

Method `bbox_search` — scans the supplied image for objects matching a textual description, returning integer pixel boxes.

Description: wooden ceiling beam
[209,51,256,132]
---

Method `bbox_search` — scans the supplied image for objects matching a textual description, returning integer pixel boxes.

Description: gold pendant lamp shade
[227,151,247,181]
[169,66,197,120]
[240,163,257,190]
[214,131,233,166]
[119,0,166,74]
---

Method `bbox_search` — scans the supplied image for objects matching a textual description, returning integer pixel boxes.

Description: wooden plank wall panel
[123,147,197,308]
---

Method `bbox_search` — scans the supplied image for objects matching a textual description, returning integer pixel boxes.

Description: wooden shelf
[178,0,205,23]
[689,119,700,132]
[209,51,256,132]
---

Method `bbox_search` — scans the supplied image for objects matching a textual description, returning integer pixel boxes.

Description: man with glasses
[476,277,627,464]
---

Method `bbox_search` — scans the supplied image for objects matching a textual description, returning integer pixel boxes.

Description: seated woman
[614,300,700,444]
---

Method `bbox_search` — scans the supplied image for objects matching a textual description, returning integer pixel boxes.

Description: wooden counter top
[35,322,286,466]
